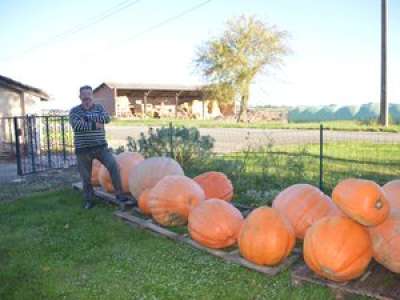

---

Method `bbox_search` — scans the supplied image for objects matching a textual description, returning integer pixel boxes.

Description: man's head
[79,85,94,109]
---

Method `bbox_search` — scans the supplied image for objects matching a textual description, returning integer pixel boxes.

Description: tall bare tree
[195,15,289,121]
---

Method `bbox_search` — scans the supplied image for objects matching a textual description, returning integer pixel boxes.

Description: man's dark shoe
[83,201,94,209]
[116,195,129,203]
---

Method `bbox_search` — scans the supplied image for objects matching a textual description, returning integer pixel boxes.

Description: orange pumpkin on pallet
[368,209,400,273]
[193,171,234,201]
[99,152,144,193]
[128,157,184,199]
[382,180,400,210]
[91,159,102,186]
[238,207,295,266]
[304,216,373,282]
[272,184,336,239]
[150,175,205,226]
[332,178,390,226]
[138,189,152,216]
[188,199,243,249]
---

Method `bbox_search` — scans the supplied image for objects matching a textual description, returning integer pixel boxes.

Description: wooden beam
[202,96,205,120]
[143,90,152,118]
[175,91,183,119]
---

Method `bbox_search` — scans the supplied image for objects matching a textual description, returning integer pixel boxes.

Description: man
[69,85,127,209]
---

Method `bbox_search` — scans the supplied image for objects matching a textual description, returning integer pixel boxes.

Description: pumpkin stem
[375,200,383,209]
[321,266,334,275]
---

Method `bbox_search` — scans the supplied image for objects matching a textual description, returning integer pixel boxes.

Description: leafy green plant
[125,125,215,169]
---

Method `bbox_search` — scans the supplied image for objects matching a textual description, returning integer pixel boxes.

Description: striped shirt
[69,103,110,152]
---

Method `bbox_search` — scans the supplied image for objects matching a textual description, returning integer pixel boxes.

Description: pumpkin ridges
[332,223,371,274]
[368,211,400,273]
[332,178,390,226]
[91,159,102,186]
[149,175,205,227]
[238,207,295,266]
[193,171,234,201]
[128,157,184,199]
[382,180,400,210]
[273,184,334,239]
[99,152,144,193]
[292,193,331,236]
[138,189,152,215]
[304,216,372,282]
[188,199,243,249]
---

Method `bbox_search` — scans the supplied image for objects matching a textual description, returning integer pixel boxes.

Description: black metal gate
[9,115,76,175]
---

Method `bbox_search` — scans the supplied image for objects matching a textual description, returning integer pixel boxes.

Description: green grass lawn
[0,189,370,300]
[110,118,400,133]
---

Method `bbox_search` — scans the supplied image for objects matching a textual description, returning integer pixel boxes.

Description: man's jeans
[76,146,123,204]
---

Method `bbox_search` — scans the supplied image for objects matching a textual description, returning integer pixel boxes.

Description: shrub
[125,125,215,169]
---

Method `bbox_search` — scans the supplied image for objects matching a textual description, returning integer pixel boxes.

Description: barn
[93,82,228,119]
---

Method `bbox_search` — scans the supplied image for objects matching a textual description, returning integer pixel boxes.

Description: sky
[0,0,399,110]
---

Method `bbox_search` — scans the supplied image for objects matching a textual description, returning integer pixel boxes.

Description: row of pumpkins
[91,152,400,283]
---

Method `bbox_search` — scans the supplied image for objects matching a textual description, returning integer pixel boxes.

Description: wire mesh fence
[2,117,400,206]
[108,122,400,205]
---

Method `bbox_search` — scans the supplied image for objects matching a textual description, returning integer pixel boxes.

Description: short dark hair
[79,85,93,93]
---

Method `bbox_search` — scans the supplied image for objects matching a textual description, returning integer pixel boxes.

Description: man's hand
[95,122,104,129]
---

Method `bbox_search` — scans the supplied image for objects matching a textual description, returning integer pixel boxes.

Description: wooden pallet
[115,209,299,276]
[72,182,136,209]
[72,181,299,276]
[292,262,400,300]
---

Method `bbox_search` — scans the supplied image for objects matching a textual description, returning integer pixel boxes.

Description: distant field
[111,118,400,132]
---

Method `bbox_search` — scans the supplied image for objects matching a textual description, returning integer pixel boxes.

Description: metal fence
[1,116,400,199]
[110,123,400,200]
[1,115,76,175]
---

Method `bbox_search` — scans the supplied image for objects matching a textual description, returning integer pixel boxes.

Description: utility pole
[379,0,388,126]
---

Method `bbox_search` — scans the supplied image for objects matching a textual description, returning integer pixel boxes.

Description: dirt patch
[0,167,81,202]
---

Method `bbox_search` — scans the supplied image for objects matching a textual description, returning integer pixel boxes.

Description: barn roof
[94,82,203,93]
[0,74,49,100]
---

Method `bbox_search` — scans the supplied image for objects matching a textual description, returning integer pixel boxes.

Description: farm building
[0,74,49,159]
[93,82,227,119]
[0,74,49,118]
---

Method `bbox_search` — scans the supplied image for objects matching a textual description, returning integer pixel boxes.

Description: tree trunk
[236,85,249,123]
[236,96,245,122]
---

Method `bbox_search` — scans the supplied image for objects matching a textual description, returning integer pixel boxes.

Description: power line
[1,0,141,61]
[84,0,214,59]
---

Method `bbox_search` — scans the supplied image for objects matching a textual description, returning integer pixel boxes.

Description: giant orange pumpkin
[193,171,234,201]
[332,178,390,226]
[138,189,152,216]
[149,175,205,226]
[304,216,372,282]
[91,159,102,186]
[188,199,243,249]
[368,209,400,273]
[128,157,184,199]
[382,180,400,210]
[238,207,295,266]
[272,184,336,239]
[99,152,144,193]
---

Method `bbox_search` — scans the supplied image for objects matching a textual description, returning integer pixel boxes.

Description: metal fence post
[13,117,23,176]
[45,116,52,168]
[61,116,67,162]
[169,122,174,158]
[319,124,324,191]
[27,116,36,173]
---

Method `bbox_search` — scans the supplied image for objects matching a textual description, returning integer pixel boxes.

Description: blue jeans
[76,146,123,203]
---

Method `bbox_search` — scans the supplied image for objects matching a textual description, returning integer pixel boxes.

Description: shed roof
[94,82,203,93]
[0,74,49,100]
